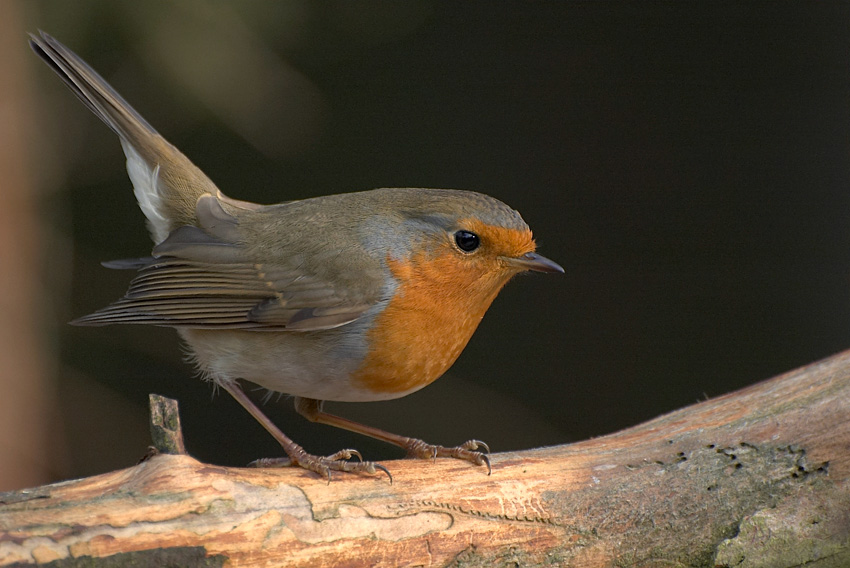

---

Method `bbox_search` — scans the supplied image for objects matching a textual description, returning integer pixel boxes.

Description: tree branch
[2,352,850,567]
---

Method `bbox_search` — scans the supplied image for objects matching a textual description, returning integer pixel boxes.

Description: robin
[30,32,563,481]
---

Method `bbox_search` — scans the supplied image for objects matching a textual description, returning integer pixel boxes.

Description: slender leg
[220,381,390,481]
[295,397,491,474]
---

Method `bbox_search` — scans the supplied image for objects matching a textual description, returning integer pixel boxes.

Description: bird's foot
[403,438,491,474]
[250,447,392,483]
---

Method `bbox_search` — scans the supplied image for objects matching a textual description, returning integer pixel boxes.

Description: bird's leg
[219,381,390,482]
[295,397,491,474]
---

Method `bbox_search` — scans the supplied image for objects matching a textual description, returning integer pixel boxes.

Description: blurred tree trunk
[0,0,65,491]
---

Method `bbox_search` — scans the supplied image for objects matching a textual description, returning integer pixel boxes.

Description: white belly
[178,321,420,402]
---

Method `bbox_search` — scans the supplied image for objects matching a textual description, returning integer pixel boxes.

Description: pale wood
[2,350,850,567]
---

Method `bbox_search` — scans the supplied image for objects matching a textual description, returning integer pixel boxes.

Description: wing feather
[73,196,379,331]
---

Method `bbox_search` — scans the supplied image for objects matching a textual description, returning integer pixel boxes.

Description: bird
[29,31,563,481]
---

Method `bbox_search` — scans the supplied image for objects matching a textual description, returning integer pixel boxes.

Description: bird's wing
[72,195,380,331]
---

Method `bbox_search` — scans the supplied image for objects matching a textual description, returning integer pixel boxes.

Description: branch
[2,351,850,567]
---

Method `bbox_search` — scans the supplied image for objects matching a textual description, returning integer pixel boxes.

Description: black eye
[454,230,480,252]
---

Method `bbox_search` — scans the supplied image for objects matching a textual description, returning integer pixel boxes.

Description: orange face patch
[457,217,536,261]
[353,222,535,395]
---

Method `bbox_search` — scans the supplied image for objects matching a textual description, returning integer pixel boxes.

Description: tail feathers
[29,32,158,143]
[30,31,222,243]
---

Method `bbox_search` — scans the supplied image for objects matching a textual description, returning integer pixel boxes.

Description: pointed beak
[502,252,564,274]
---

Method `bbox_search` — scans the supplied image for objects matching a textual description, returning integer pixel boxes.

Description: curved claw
[349,449,363,462]
[466,439,490,454]
[374,463,393,484]
[481,453,492,475]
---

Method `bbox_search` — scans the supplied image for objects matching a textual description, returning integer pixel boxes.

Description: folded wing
[73,195,376,331]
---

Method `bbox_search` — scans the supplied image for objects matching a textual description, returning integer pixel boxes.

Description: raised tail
[29,31,222,243]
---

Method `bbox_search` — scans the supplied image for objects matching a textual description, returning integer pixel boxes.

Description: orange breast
[353,223,534,396]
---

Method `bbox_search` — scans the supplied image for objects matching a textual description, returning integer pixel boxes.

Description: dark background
[12,1,850,483]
